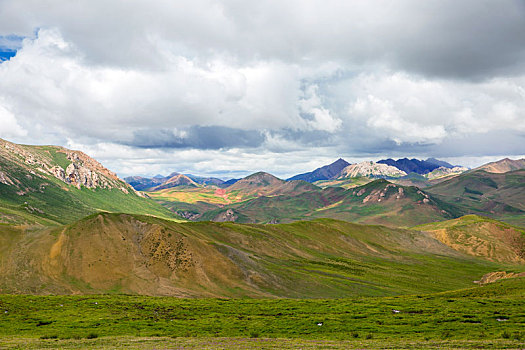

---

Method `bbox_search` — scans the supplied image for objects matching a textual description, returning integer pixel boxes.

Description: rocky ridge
[425,166,468,180]
[337,161,407,179]
[0,138,134,193]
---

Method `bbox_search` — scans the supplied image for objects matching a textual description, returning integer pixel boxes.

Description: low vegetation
[0,278,524,349]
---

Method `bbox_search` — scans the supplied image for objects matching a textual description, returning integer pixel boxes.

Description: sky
[0,0,524,179]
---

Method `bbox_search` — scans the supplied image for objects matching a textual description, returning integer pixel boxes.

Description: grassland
[2,213,519,297]
[0,277,524,349]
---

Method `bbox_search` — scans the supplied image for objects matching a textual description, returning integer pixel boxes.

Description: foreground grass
[3,337,525,349]
[0,278,524,349]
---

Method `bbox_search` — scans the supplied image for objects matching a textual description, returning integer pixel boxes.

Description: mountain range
[129,157,465,191]
[0,137,523,298]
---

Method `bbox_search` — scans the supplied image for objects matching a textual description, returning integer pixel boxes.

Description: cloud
[2,1,524,79]
[0,2,524,177]
[129,126,265,149]
[0,103,27,138]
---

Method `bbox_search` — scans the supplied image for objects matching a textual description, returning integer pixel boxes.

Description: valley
[0,138,524,348]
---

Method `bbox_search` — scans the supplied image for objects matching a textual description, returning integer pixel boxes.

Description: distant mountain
[223,178,240,186]
[472,158,525,173]
[287,158,350,182]
[0,138,176,225]
[185,174,224,186]
[425,158,455,168]
[336,161,407,179]
[124,175,165,191]
[152,173,199,190]
[424,166,468,180]
[200,178,462,226]
[378,158,452,174]
[126,172,225,190]
[226,172,318,198]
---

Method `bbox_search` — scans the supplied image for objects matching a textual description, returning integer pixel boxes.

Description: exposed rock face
[425,166,468,180]
[213,209,238,222]
[337,161,407,179]
[0,138,134,193]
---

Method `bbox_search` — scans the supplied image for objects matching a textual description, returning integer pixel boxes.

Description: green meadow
[0,278,524,349]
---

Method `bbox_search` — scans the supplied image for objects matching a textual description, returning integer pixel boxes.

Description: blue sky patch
[0,34,25,62]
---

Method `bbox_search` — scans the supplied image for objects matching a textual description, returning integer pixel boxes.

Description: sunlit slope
[0,212,511,297]
[200,179,463,226]
[0,139,177,225]
[414,215,525,264]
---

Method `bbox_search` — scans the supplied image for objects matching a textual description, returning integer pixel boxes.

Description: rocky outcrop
[0,170,15,186]
[0,138,134,193]
[425,166,468,180]
[213,209,237,222]
[337,161,407,179]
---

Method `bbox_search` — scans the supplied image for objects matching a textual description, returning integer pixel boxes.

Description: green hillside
[426,170,525,226]
[0,139,178,225]
[196,179,463,226]
[0,212,518,297]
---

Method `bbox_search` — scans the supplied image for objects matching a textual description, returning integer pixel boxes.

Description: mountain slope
[337,161,407,179]
[287,158,350,182]
[198,179,463,226]
[0,212,506,297]
[151,174,199,190]
[472,158,525,173]
[426,169,525,226]
[414,215,525,264]
[378,158,450,174]
[0,138,177,225]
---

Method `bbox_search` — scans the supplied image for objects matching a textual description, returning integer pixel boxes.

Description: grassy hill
[414,215,525,264]
[196,179,464,226]
[426,169,525,226]
[0,139,177,225]
[0,212,518,297]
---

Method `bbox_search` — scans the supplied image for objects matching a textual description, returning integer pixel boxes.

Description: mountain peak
[474,158,525,173]
[287,158,350,182]
[337,161,406,179]
[378,158,450,174]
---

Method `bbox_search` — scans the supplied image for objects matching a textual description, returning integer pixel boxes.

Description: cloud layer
[0,1,524,177]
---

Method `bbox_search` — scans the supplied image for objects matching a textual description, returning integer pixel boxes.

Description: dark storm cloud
[128,126,266,150]
[385,1,525,80]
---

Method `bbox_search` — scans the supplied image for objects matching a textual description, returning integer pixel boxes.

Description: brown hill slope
[151,174,199,190]
[226,172,319,197]
[415,215,525,264]
[473,158,525,173]
[0,213,506,297]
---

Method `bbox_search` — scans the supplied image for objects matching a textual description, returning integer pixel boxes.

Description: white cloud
[0,2,524,176]
[299,85,342,133]
[0,103,27,138]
